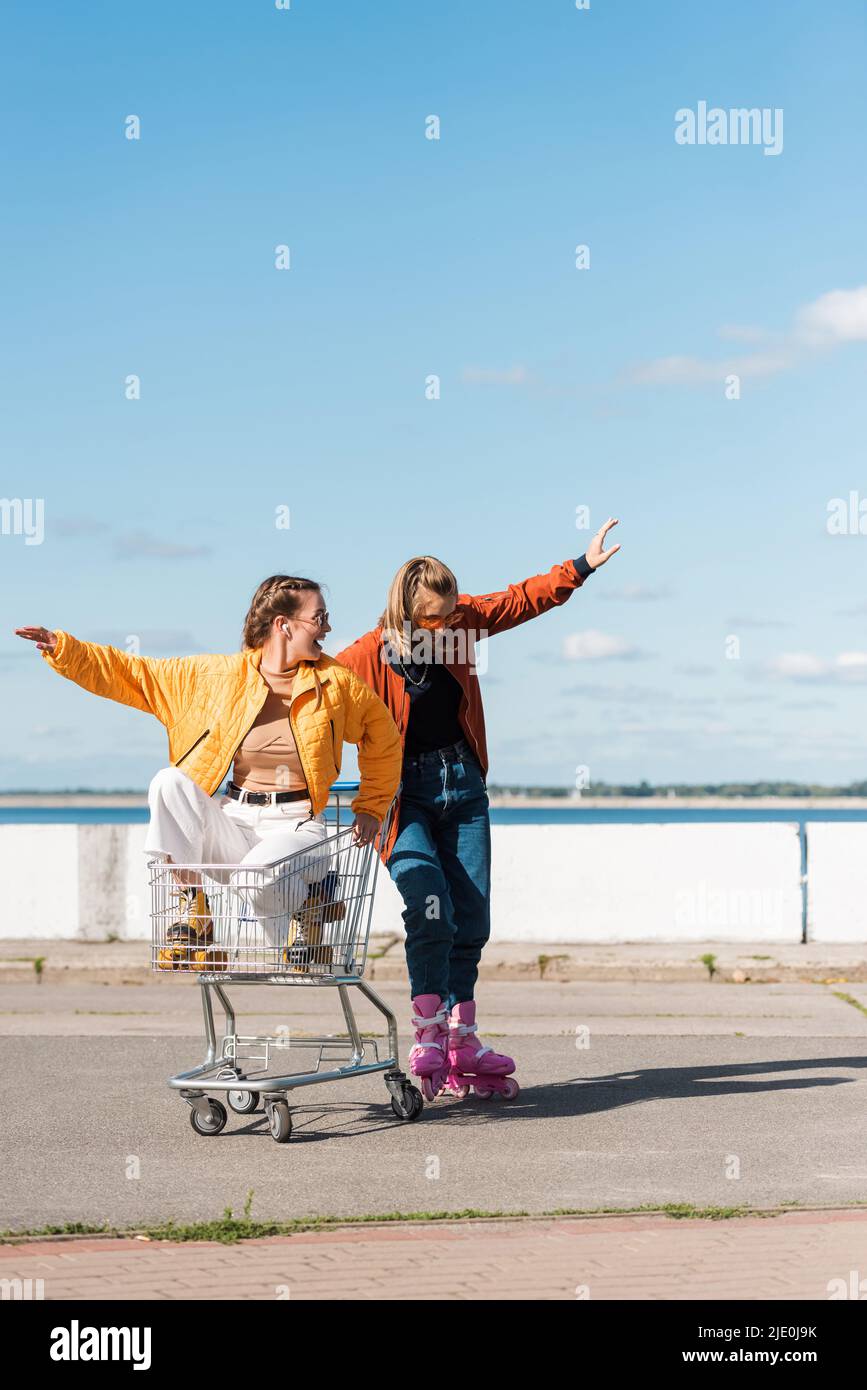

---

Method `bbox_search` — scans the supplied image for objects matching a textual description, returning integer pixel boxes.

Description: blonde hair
[380,556,458,658]
[242,575,321,649]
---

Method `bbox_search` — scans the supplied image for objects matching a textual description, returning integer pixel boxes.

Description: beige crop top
[232,680,307,794]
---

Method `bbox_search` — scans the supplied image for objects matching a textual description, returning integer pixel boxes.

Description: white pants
[144,767,329,944]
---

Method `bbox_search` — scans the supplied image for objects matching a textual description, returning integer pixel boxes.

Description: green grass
[831,990,867,1019]
[699,952,718,980]
[537,953,570,979]
[366,934,402,961]
[5,1196,865,1245]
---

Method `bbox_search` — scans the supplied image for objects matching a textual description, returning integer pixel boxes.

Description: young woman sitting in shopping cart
[16,576,402,963]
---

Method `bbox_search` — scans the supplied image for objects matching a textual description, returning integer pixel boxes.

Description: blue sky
[2,0,867,790]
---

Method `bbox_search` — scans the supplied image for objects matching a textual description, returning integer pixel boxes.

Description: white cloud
[56,517,112,537]
[769,652,827,679]
[728,615,788,629]
[767,651,867,682]
[462,365,528,385]
[116,531,212,561]
[562,629,640,661]
[628,351,791,386]
[795,286,867,345]
[628,284,867,389]
[717,324,770,343]
[461,285,867,400]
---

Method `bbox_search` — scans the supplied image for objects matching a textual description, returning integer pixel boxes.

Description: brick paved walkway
[3,1209,866,1300]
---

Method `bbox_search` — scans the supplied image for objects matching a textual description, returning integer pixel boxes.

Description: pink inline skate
[445,1000,520,1100]
[409,994,450,1101]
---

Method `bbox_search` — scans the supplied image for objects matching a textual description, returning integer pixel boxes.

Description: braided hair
[241,575,322,649]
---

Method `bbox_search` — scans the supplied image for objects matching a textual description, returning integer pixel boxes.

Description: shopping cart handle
[330,780,360,793]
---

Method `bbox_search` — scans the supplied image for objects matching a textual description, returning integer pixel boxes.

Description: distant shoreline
[4,792,867,811]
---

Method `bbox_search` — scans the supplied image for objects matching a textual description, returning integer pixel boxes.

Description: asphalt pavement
[3,976,867,1231]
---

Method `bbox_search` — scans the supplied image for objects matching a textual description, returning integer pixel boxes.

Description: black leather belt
[403,738,474,769]
[226,781,309,806]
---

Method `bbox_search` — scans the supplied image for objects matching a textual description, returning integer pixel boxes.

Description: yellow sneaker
[158,888,225,971]
[282,875,345,971]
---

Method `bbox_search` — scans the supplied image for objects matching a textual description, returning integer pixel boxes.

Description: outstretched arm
[15,626,198,724]
[459,518,621,639]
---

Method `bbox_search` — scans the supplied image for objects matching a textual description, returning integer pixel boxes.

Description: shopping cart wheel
[266,1099,293,1143]
[189,1099,228,1136]
[227,1089,260,1115]
[389,1084,424,1122]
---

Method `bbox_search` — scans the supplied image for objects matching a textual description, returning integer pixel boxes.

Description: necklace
[398,658,429,688]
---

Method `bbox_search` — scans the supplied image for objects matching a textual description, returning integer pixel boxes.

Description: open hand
[15,626,57,652]
[586,518,621,569]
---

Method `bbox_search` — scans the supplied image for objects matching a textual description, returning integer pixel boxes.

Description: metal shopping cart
[149,783,422,1141]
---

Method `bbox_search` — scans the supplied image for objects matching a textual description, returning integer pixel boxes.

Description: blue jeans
[387,740,491,1007]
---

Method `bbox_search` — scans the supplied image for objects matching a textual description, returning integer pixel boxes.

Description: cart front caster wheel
[390,1084,424,1121]
[266,1100,293,1143]
[189,1099,227,1136]
[227,1089,260,1114]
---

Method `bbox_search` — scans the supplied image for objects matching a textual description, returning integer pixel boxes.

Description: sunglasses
[415,612,460,630]
[295,611,330,630]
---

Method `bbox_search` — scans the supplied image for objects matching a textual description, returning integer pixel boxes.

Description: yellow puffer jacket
[43,632,402,819]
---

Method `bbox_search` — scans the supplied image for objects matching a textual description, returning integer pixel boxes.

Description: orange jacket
[335,558,591,856]
[43,633,402,820]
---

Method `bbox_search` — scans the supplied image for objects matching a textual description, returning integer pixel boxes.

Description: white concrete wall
[0,818,843,943]
[0,827,79,938]
[490,823,803,943]
[370,822,804,942]
[805,822,867,944]
[123,824,152,942]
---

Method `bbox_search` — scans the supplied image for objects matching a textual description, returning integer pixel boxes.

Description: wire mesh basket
[145,785,425,1138]
[150,818,380,980]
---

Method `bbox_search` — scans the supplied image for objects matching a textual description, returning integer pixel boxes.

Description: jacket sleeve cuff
[41,630,70,668]
[573,554,595,579]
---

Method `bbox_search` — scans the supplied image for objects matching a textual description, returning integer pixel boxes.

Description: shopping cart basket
[149,782,422,1141]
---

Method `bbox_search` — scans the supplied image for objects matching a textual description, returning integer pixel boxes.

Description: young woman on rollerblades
[336,520,621,1099]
